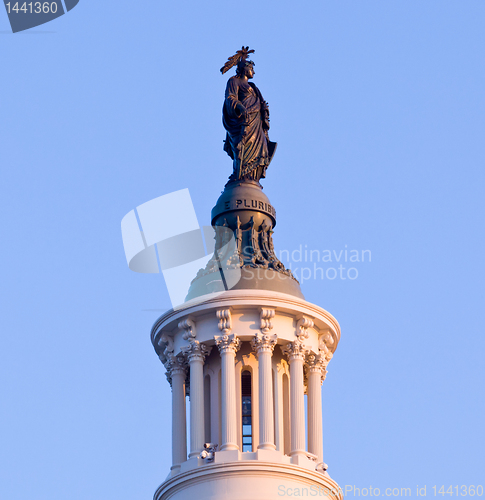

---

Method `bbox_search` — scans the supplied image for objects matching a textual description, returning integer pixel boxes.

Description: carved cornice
[179,317,196,340]
[181,340,212,363]
[216,308,232,333]
[251,332,277,355]
[214,333,241,355]
[260,308,275,334]
[150,290,341,353]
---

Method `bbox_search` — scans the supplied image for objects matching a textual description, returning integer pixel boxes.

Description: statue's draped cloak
[223,76,274,181]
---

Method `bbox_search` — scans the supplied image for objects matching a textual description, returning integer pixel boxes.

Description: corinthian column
[215,308,241,451]
[281,317,312,460]
[281,340,309,459]
[181,340,211,458]
[166,355,188,469]
[251,308,277,450]
[306,353,326,464]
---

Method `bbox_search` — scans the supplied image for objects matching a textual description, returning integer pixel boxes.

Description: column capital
[215,333,241,355]
[305,353,328,383]
[281,339,310,362]
[251,332,277,355]
[181,340,212,363]
[162,353,187,386]
[170,355,188,376]
[178,317,197,341]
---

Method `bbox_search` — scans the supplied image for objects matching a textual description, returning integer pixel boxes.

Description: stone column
[306,353,326,464]
[181,340,211,458]
[281,317,312,460]
[281,341,308,458]
[215,333,241,451]
[166,356,188,469]
[215,308,241,452]
[251,308,277,450]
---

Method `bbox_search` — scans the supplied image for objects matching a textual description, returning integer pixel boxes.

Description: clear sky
[1,1,484,499]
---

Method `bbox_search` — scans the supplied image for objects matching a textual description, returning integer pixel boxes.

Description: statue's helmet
[236,59,255,77]
[220,47,256,76]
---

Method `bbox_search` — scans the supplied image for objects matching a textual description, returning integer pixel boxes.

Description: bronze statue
[221,47,277,183]
[186,49,302,302]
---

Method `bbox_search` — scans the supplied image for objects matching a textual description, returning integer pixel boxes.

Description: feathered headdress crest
[220,46,255,75]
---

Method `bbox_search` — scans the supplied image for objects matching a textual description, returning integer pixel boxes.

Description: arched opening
[241,370,252,452]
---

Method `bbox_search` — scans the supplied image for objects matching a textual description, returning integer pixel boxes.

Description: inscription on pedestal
[223,198,276,218]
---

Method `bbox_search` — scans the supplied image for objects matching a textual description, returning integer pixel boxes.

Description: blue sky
[1,1,484,499]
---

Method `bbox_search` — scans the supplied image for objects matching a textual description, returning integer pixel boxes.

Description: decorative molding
[216,308,232,333]
[157,332,175,365]
[160,332,174,352]
[159,333,177,383]
[191,210,298,280]
[319,332,335,362]
[179,318,197,340]
[251,332,277,355]
[151,289,341,351]
[296,316,314,340]
[214,332,241,355]
[260,308,275,333]
[154,461,344,500]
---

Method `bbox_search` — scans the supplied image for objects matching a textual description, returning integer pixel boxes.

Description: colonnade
[162,309,331,470]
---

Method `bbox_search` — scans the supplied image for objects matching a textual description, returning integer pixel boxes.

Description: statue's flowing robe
[223,76,275,181]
